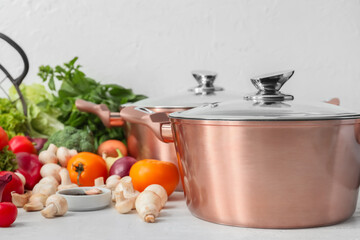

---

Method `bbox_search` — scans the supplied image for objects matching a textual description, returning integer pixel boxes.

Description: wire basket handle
[0,33,29,116]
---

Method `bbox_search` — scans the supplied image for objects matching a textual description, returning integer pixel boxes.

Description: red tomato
[0,127,9,151]
[0,202,17,227]
[8,136,36,154]
[0,171,24,202]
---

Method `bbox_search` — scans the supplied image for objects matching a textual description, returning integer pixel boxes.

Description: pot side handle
[75,99,124,127]
[120,106,173,143]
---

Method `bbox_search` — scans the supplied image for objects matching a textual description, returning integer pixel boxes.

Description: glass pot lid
[170,70,360,121]
[130,70,237,109]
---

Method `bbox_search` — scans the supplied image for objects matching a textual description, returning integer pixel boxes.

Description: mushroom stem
[119,176,139,209]
[41,194,68,218]
[94,177,105,187]
[120,176,135,196]
[145,215,155,223]
[115,191,133,214]
[41,203,58,218]
[59,168,72,185]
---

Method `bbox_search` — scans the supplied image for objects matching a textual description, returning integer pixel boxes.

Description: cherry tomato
[0,171,24,202]
[0,202,17,227]
[67,152,108,186]
[8,136,36,154]
[97,140,127,157]
[129,159,179,196]
[0,127,9,151]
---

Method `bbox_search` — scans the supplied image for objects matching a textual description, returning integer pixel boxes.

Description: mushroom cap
[39,176,59,187]
[46,195,68,215]
[33,183,57,196]
[144,184,168,208]
[106,175,121,190]
[120,176,139,198]
[40,163,62,182]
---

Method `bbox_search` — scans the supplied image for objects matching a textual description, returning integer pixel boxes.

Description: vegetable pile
[8,57,146,149]
[0,57,179,226]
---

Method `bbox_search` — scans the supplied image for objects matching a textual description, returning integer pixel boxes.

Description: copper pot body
[171,118,360,228]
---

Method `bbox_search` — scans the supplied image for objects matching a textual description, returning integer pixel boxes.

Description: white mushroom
[144,184,168,208]
[57,147,77,167]
[119,176,139,209]
[135,190,162,223]
[58,168,78,190]
[106,175,121,191]
[38,176,60,188]
[40,163,62,182]
[94,177,105,188]
[41,194,68,218]
[115,191,133,214]
[38,151,58,165]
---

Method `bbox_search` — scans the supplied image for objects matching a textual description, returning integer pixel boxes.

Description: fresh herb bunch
[38,57,146,149]
[0,146,17,171]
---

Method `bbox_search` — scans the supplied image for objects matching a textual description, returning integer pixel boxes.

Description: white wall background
[1,0,360,110]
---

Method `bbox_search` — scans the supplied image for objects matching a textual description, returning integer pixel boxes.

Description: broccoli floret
[42,126,95,153]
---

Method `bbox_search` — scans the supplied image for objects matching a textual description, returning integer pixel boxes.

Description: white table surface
[1,192,360,240]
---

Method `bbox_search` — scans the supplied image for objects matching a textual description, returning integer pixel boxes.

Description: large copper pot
[76,71,237,190]
[115,70,360,228]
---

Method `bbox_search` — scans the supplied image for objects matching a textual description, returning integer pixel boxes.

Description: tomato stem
[73,163,84,186]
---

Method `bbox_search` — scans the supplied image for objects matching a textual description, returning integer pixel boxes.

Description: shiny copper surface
[125,108,188,191]
[171,118,360,228]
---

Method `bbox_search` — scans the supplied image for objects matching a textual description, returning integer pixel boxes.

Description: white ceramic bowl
[57,187,111,211]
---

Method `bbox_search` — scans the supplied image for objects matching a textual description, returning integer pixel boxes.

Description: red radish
[0,171,24,202]
[0,173,18,227]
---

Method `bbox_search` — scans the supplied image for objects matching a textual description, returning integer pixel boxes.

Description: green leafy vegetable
[0,98,27,138]
[9,84,64,138]
[38,57,146,149]
[42,126,95,153]
[0,146,17,171]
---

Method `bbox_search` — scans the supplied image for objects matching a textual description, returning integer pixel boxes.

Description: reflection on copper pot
[125,108,187,191]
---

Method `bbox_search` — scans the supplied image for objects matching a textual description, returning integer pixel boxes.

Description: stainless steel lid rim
[170,118,360,126]
[169,114,360,122]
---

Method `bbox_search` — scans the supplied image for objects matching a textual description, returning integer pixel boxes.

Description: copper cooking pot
[76,71,237,190]
[103,70,360,229]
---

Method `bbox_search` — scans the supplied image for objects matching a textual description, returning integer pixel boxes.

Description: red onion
[109,156,137,178]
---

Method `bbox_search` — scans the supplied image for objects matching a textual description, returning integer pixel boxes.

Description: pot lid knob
[244,70,295,101]
[189,70,224,95]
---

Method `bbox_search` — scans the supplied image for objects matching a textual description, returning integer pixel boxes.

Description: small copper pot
[76,71,236,191]
[116,70,360,228]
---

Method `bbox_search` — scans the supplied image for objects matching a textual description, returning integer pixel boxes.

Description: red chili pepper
[15,152,43,190]
[0,173,18,227]
[8,136,36,154]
